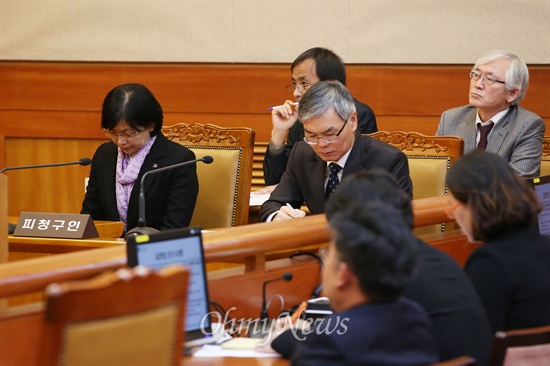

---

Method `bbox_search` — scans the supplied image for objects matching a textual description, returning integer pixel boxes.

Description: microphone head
[79,158,92,166]
[124,226,160,241]
[202,156,214,164]
[283,272,293,282]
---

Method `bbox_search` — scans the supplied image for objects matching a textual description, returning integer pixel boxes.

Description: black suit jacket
[406,238,492,365]
[465,227,550,333]
[81,134,199,233]
[263,98,377,185]
[259,133,412,221]
[273,297,439,366]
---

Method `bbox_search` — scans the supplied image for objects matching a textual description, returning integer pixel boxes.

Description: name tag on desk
[14,212,99,239]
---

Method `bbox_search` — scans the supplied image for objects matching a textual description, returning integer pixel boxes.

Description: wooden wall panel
[3,138,102,216]
[1,61,548,217]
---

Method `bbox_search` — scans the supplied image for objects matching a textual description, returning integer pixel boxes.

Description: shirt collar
[476,108,509,127]
[326,144,353,169]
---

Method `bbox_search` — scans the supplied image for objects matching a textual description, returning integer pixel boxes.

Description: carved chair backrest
[368,131,464,235]
[163,123,255,229]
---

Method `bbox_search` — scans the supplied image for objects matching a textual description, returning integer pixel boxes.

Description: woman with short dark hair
[446,150,550,332]
[82,83,198,235]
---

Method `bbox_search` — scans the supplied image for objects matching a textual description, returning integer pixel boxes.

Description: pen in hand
[290,301,308,324]
[267,101,299,111]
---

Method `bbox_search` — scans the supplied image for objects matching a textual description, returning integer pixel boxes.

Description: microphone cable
[289,250,324,298]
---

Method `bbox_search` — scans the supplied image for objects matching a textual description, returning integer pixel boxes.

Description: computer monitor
[126,227,213,344]
[529,175,550,236]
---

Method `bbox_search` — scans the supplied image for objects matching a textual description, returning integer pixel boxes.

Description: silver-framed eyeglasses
[303,118,349,145]
[469,70,505,86]
[103,128,145,140]
[285,81,313,93]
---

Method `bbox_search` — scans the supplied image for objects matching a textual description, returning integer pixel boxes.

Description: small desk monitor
[126,227,213,344]
[530,175,550,236]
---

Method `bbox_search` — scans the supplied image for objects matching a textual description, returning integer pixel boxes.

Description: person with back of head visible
[272,199,438,365]
[446,150,550,333]
[436,50,545,178]
[258,80,411,222]
[261,47,377,191]
[81,83,199,236]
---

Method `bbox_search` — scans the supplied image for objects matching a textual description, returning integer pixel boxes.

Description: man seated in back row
[436,49,545,178]
[262,47,377,188]
[259,80,411,222]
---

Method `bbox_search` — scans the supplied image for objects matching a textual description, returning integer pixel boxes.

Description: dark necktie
[325,163,342,199]
[477,121,494,150]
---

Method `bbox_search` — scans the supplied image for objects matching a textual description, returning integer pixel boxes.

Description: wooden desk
[0,196,474,366]
[182,355,287,365]
[8,217,124,267]
[8,216,124,239]
[9,236,123,255]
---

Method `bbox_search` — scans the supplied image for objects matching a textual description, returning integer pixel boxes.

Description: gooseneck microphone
[124,156,214,240]
[260,272,293,322]
[0,157,92,174]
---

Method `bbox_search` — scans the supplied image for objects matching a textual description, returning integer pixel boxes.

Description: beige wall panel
[0,0,548,63]
[233,1,351,62]
[0,1,234,62]
[349,1,550,64]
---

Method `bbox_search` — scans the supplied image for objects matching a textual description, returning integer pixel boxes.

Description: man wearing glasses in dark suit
[259,80,411,222]
[261,47,377,191]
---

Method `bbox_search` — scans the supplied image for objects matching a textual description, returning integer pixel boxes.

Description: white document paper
[193,344,281,358]
[249,193,270,207]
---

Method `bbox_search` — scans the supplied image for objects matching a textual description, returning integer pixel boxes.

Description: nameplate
[13,212,99,239]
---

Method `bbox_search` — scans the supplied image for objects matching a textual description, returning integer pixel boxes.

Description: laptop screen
[530,175,550,236]
[126,227,212,342]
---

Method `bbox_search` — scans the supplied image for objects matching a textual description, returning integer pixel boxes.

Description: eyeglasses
[303,118,349,145]
[469,70,505,86]
[444,203,461,219]
[285,81,314,93]
[103,129,145,140]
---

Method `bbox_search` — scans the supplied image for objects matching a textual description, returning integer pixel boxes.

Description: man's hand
[273,204,306,221]
[254,315,311,353]
[270,100,299,149]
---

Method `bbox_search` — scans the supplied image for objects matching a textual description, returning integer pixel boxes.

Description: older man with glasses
[258,81,411,222]
[436,49,545,178]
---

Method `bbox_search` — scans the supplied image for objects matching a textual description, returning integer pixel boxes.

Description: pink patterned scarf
[115,136,156,230]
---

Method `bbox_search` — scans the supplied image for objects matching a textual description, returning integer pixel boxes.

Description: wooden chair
[489,325,550,366]
[252,141,269,192]
[368,131,464,235]
[430,355,477,366]
[163,122,255,229]
[41,265,189,366]
[541,136,550,176]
